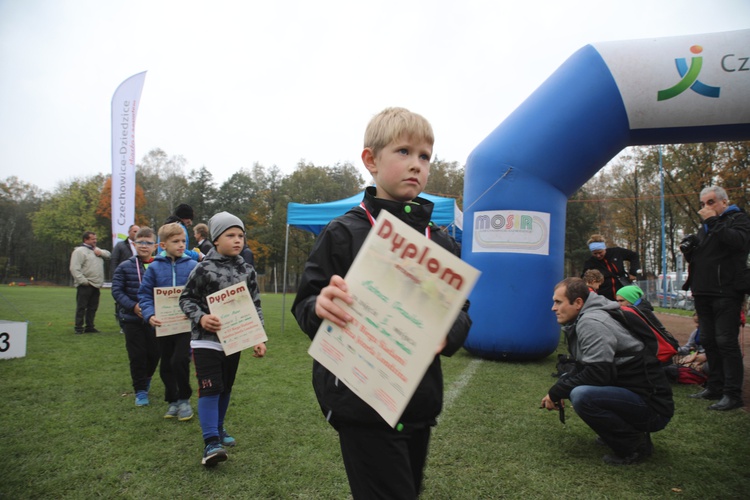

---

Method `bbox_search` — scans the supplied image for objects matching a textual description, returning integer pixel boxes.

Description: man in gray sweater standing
[70,231,111,334]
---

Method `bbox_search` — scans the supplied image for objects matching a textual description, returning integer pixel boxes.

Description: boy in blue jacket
[111,227,158,406]
[139,223,197,421]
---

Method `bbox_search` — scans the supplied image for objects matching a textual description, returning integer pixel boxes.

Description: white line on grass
[442,357,483,412]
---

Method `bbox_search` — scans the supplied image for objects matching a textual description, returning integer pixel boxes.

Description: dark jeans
[338,423,431,500]
[694,296,744,399]
[122,321,159,392]
[74,285,100,332]
[157,332,192,403]
[570,385,670,457]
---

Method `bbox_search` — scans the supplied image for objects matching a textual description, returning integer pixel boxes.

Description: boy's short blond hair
[158,222,184,242]
[583,269,604,285]
[364,107,434,157]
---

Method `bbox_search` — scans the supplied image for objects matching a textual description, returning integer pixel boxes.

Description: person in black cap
[164,204,201,261]
[174,203,194,225]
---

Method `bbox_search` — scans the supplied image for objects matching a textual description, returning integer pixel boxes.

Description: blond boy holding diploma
[292,107,472,499]
[138,223,197,421]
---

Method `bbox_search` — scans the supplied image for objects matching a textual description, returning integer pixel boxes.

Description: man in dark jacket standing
[541,278,674,465]
[111,224,139,327]
[681,186,750,411]
[111,224,140,276]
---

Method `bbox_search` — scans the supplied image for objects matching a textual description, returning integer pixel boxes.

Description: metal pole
[660,145,668,307]
[281,224,290,332]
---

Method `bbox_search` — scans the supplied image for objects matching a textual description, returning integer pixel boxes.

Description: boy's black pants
[157,332,192,402]
[122,322,159,392]
[337,422,431,500]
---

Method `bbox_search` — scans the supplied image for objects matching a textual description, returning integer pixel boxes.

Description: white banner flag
[111,71,146,243]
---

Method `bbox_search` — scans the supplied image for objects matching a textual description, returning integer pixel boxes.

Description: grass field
[1,286,748,499]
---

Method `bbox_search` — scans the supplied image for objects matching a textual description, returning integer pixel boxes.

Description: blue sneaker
[135,391,149,406]
[202,442,227,467]
[220,427,236,447]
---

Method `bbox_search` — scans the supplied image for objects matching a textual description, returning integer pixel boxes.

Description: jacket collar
[361,186,435,233]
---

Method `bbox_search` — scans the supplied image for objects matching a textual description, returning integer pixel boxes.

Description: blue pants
[694,296,744,399]
[570,385,670,456]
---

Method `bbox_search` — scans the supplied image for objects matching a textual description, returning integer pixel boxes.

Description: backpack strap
[606,306,659,356]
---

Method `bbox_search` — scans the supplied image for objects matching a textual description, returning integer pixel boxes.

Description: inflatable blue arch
[462,29,750,360]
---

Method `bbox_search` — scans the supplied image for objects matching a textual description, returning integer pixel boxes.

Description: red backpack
[606,305,679,363]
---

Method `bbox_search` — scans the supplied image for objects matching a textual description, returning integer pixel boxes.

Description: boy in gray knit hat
[180,211,266,467]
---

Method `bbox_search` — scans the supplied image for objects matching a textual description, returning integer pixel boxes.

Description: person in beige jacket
[70,231,111,334]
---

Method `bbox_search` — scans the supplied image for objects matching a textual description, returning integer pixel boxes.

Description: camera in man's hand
[679,235,698,254]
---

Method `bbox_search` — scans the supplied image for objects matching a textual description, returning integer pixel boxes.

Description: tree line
[0,148,465,289]
[565,141,749,278]
[1,142,746,289]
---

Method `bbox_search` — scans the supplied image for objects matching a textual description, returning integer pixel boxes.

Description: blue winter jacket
[138,254,197,323]
[111,256,152,324]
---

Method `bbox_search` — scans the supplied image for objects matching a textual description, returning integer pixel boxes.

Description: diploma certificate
[308,210,480,427]
[153,286,191,337]
[207,281,267,356]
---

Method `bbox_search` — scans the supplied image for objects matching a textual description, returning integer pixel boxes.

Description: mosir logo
[472,210,550,255]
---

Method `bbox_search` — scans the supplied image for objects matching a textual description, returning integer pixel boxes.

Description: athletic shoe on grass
[177,400,193,421]
[220,427,236,447]
[202,442,227,467]
[164,403,179,419]
[135,391,149,406]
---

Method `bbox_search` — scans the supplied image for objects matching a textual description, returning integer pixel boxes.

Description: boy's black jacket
[292,187,472,427]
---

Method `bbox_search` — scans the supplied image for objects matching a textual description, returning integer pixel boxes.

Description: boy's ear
[159,241,166,250]
[361,148,377,175]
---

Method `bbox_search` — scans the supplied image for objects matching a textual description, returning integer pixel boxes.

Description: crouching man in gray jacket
[541,277,674,465]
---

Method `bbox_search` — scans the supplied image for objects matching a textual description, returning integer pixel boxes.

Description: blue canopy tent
[286,191,462,236]
[281,190,463,330]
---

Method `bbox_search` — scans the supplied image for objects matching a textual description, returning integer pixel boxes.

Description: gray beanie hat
[208,211,244,242]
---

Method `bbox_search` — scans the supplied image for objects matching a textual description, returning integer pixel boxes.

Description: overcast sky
[1,0,748,192]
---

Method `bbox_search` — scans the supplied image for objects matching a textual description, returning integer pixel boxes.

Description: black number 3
[0,332,9,352]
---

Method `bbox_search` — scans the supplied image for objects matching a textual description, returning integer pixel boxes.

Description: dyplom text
[208,284,248,305]
[376,219,465,291]
[155,287,182,298]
